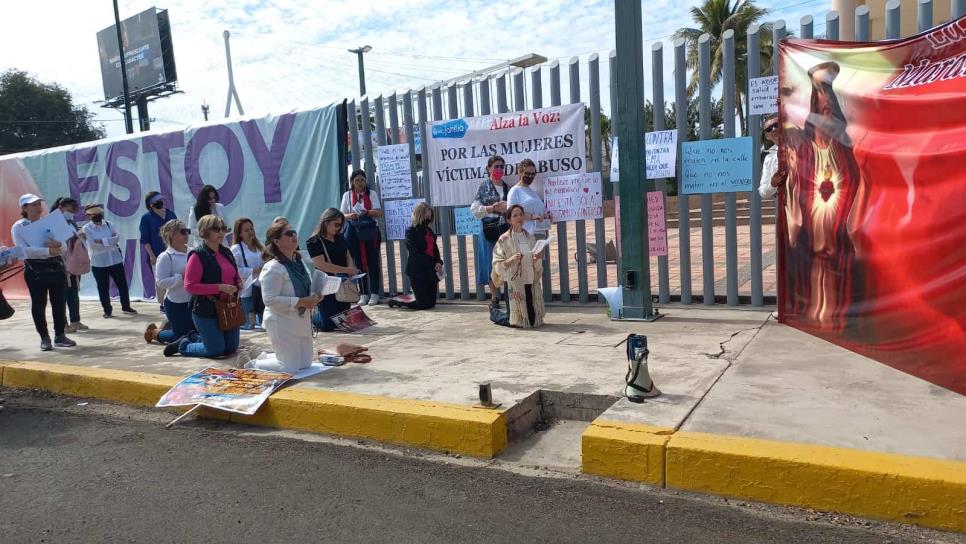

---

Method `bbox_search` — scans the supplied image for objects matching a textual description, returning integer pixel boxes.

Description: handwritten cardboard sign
[681,137,754,194]
[647,191,668,257]
[543,172,603,222]
[749,76,779,116]
[645,130,677,179]
[376,143,413,199]
[454,207,480,236]
[384,198,425,240]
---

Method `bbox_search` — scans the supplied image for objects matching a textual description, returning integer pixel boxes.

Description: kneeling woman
[491,205,546,328]
[392,203,442,310]
[165,215,242,357]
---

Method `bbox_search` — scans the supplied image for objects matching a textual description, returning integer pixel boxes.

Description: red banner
[777,17,966,395]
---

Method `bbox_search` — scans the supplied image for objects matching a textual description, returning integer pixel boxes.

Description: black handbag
[23,258,66,283]
[0,264,24,320]
[481,218,509,243]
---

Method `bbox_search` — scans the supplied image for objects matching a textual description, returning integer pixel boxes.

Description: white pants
[249,322,314,373]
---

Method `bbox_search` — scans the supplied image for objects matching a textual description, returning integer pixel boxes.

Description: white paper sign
[425,103,586,206]
[609,136,619,182]
[644,130,678,179]
[384,198,425,240]
[20,211,76,248]
[311,270,342,296]
[376,143,413,199]
[647,191,668,257]
[749,76,779,116]
[543,172,603,222]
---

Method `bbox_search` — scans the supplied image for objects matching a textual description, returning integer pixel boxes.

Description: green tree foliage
[0,69,105,154]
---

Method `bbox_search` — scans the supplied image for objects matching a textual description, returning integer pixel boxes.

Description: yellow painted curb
[0,361,507,459]
[232,388,507,458]
[665,431,966,533]
[581,420,673,486]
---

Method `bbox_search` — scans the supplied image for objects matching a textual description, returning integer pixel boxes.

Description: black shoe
[122,307,138,315]
[40,337,52,351]
[163,333,190,357]
[53,335,76,347]
[103,312,113,318]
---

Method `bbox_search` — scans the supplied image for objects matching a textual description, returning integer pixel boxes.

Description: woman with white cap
[10,193,76,351]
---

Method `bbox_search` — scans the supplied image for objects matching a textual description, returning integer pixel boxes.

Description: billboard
[96,7,177,101]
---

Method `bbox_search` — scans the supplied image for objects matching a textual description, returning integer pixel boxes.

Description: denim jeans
[158,300,193,344]
[180,314,240,358]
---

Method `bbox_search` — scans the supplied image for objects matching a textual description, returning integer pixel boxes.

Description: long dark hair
[193,185,219,222]
[50,197,77,213]
[310,208,345,240]
[264,221,298,264]
[349,169,369,195]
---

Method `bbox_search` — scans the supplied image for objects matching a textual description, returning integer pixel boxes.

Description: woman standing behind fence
[81,203,137,318]
[507,158,552,240]
[340,169,383,306]
[231,218,265,330]
[470,155,511,310]
[492,205,546,328]
[146,220,194,345]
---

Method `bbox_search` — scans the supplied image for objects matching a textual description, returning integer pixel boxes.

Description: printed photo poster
[778,17,966,394]
[425,103,586,206]
[384,198,425,240]
[376,143,413,199]
[156,367,291,415]
[543,172,603,222]
[331,306,377,332]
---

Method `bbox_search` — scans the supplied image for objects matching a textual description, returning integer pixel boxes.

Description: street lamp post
[348,45,372,96]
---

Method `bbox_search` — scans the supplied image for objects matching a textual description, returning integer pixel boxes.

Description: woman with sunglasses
[139,191,177,309]
[758,116,783,199]
[164,215,242,358]
[470,154,511,309]
[241,221,322,372]
[306,208,359,332]
[507,158,552,240]
[146,220,194,345]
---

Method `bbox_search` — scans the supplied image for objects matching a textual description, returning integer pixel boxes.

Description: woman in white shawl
[491,205,546,328]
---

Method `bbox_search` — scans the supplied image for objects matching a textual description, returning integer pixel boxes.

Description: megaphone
[625,334,660,402]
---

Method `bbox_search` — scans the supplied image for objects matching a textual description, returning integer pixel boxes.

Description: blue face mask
[62,210,74,219]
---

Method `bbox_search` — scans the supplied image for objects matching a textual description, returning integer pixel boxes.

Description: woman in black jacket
[391,203,442,310]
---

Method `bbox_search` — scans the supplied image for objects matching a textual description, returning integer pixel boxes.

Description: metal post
[441,85,458,300]
[136,95,150,132]
[801,15,814,39]
[549,60,570,303]
[569,58,590,303]
[651,43,670,304]
[223,31,244,118]
[773,21,785,77]
[674,39,692,304]
[112,0,134,134]
[476,78,492,301]
[955,0,966,18]
[353,49,367,96]
[609,50,621,274]
[530,67,553,303]
[496,73,509,114]
[589,54,609,296]
[418,88,431,198]
[747,24,764,307]
[614,0,655,319]
[856,5,871,41]
[886,0,902,39]
[827,11,841,40]
[457,82,474,301]
[360,97,375,177]
[698,34,715,305]
[348,100,361,171]
[918,0,933,33]
[387,93,403,296]
[373,96,393,299]
[723,30,739,306]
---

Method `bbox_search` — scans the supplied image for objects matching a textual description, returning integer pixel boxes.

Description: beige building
[829,0,954,40]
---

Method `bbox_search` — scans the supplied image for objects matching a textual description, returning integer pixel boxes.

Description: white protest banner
[543,172,603,222]
[425,103,586,206]
[384,198,424,240]
[609,136,619,182]
[376,143,413,199]
[647,191,668,257]
[645,130,677,179]
[749,76,779,115]
[454,206,480,236]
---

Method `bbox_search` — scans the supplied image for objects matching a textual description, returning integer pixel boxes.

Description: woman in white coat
[243,221,322,373]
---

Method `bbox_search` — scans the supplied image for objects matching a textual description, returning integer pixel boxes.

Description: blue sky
[0,0,830,137]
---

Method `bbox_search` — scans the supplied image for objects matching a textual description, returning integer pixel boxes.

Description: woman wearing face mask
[139,191,177,310]
[491,205,546,328]
[470,155,511,309]
[81,203,137,318]
[506,158,552,240]
[11,194,76,351]
[339,169,383,306]
[51,197,89,333]
[186,185,227,246]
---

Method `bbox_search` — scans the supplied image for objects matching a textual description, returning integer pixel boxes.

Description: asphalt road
[0,397,960,544]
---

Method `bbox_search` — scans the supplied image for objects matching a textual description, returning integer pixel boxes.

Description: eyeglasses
[283,230,297,238]
[179,228,190,236]
[215,225,229,233]
[764,125,778,133]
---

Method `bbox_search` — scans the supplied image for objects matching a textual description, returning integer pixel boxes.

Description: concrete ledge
[0,361,507,459]
[581,420,672,486]
[665,431,966,533]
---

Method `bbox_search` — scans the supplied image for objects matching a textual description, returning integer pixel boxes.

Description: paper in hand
[242,274,256,291]
[532,239,551,255]
[347,273,367,281]
[312,271,343,296]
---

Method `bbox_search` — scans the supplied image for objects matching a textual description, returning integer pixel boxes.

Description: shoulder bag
[239,244,265,314]
[321,240,360,303]
[480,183,510,243]
[213,293,246,331]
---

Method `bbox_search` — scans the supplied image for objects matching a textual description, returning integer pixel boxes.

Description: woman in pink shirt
[164,215,242,358]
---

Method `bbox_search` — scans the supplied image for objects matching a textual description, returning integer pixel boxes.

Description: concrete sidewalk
[1,299,964,532]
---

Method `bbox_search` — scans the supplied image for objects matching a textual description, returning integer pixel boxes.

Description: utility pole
[224,30,244,117]
[348,45,372,96]
[201,103,210,121]
[614,0,658,320]
[136,95,150,131]
[112,0,133,134]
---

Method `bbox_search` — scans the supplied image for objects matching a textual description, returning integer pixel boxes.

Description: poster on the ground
[778,17,966,395]
[331,306,376,332]
[156,367,291,415]
[543,172,603,222]
[424,103,586,206]
[384,198,424,240]
[680,137,754,194]
[376,143,413,199]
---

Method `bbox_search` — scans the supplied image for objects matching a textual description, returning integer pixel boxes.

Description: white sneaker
[358,294,370,306]
[367,294,380,306]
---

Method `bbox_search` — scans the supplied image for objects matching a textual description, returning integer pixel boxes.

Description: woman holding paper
[81,203,137,318]
[11,193,76,351]
[339,169,383,306]
[506,158,552,240]
[307,208,359,332]
[492,205,546,328]
[241,221,322,373]
[231,217,265,331]
[392,203,443,310]
[470,155,511,310]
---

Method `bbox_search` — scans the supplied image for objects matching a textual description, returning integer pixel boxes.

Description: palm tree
[673,0,779,135]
